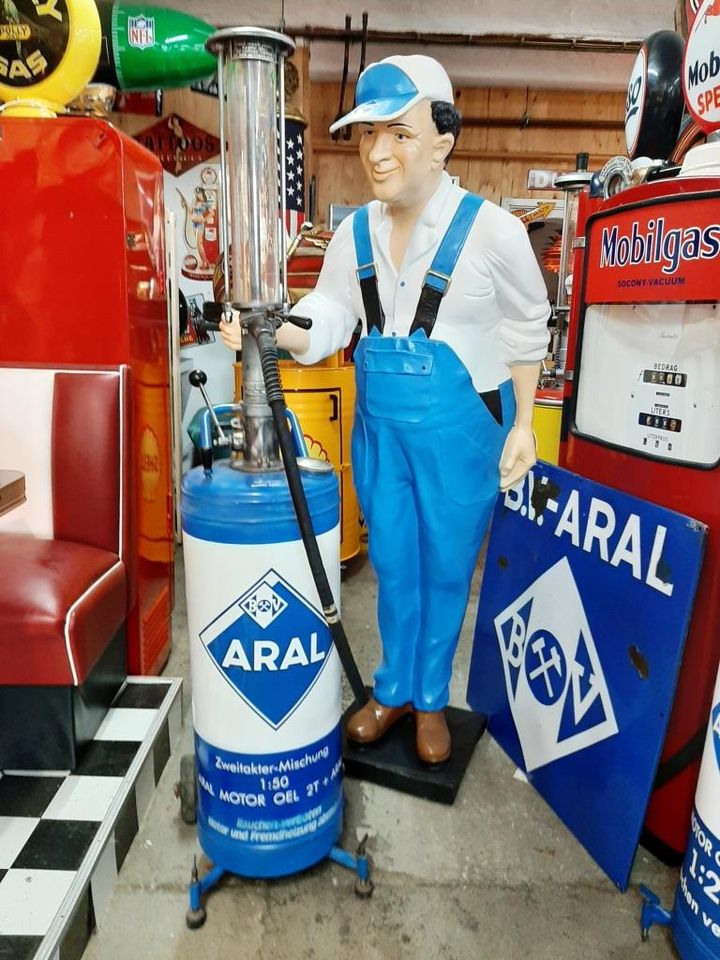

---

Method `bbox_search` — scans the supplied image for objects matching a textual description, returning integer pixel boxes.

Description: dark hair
[431,101,462,165]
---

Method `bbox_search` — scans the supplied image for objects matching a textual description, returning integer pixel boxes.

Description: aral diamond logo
[712,702,720,773]
[199,569,333,729]
[495,557,619,772]
[240,582,287,629]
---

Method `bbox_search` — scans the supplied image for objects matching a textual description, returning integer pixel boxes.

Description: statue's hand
[276,323,311,355]
[219,311,243,352]
[499,424,537,492]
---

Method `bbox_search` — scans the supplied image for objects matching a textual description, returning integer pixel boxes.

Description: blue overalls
[351,194,516,712]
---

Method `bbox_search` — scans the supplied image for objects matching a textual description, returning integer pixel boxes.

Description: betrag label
[199,569,333,729]
[495,557,619,772]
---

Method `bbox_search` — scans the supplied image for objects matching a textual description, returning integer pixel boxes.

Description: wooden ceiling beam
[286,26,642,55]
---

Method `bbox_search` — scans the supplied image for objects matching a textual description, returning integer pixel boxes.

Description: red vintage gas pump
[559,13,720,857]
[560,162,720,861]
[0,0,174,674]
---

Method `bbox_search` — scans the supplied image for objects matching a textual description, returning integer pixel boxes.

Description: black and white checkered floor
[0,678,183,960]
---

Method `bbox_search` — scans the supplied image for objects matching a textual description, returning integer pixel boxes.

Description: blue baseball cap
[328,55,454,134]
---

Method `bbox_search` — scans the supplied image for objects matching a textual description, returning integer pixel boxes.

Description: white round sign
[683,0,720,133]
[625,45,647,155]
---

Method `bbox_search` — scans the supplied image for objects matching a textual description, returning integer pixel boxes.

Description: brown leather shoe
[346,697,412,744]
[415,710,451,764]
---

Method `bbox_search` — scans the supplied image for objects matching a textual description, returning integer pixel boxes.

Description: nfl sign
[128,15,155,50]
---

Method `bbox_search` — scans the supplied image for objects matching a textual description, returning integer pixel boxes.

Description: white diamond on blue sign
[199,569,332,729]
[495,557,618,773]
[713,703,720,772]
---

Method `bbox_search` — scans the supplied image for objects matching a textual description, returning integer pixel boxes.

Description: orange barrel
[533,385,563,465]
[234,352,360,562]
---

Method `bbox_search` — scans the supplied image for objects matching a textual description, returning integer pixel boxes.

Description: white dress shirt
[289,172,551,393]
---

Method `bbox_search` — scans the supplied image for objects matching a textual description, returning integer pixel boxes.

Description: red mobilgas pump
[560,20,720,862]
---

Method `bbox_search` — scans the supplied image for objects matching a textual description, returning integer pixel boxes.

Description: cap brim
[328,93,421,134]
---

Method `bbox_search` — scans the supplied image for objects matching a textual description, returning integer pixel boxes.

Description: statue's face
[358,100,454,209]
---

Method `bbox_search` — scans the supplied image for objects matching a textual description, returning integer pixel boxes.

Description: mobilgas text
[687,46,720,117]
[600,217,720,275]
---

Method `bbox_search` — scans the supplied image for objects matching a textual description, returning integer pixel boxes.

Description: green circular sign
[0,0,71,88]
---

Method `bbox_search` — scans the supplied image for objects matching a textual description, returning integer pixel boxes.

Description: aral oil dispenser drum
[642,660,720,957]
[182,462,343,876]
[180,24,344,882]
[672,662,720,959]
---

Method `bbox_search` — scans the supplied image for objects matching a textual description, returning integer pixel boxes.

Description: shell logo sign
[140,424,161,503]
[305,436,330,462]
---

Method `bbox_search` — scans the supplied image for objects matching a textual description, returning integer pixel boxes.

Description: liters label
[199,569,334,729]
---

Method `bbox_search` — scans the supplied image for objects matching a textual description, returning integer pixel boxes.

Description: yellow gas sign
[0,0,101,110]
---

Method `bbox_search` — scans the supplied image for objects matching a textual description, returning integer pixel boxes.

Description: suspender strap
[352,205,385,334]
[410,193,485,338]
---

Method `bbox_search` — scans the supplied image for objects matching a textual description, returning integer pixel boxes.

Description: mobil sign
[684,0,720,132]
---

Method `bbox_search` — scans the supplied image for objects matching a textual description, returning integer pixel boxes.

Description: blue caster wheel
[186,906,206,930]
[354,876,374,898]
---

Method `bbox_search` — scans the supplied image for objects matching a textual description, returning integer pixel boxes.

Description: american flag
[282,118,305,240]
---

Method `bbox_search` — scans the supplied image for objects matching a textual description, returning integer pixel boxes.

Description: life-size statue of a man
[222,55,550,765]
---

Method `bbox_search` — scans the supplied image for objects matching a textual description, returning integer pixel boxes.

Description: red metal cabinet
[0,116,173,675]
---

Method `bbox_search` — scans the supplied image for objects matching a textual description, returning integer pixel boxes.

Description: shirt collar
[374,172,455,273]
[378,171,454,230]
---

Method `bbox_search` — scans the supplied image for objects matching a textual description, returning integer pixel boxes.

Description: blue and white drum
[181,461,342,878]
[673,664,720,959]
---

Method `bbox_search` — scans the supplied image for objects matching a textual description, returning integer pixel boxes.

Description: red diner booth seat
[0,365,131,770]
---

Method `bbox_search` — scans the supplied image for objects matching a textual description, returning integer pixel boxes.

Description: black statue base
[341,691,486,805]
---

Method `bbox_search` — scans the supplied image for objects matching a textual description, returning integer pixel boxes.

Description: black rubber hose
[256,328,369,708]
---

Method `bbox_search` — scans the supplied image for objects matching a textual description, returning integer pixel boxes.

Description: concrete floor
[83,550,680,960]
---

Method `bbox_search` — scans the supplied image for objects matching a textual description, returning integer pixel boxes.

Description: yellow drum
[533,386,563,465]
[234,352,360,562]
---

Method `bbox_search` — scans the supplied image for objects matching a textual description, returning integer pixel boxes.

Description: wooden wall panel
[110,87,219,139]
[108,68,626,226]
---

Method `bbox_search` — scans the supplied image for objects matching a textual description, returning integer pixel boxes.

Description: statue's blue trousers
[352,328,515,711]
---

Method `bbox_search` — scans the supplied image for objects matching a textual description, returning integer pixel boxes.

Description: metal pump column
[207,27,294,471]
